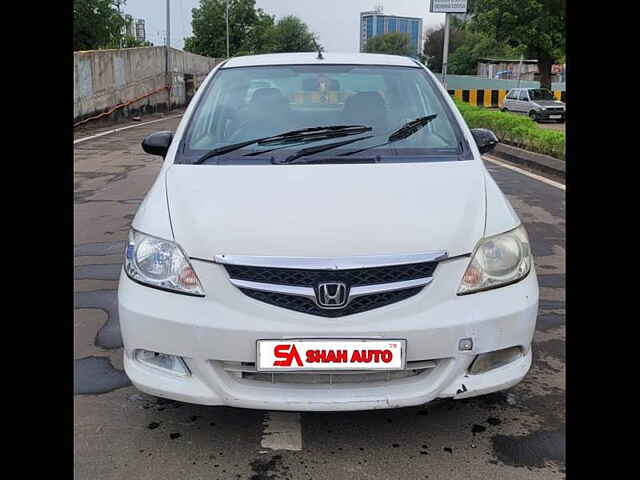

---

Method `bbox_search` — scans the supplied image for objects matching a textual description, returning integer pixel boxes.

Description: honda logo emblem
[316,282,349,308]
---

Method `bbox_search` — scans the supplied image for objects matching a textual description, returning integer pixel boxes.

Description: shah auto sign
[257,339,406,372]
[430,0,468,13]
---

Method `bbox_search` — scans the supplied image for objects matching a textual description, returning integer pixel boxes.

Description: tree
[122,35,153,48]
[364,32,412,56]
[423,22,466,72]
[468,0,565,89]
[184,0,265,57]
[184,0,319,57]
[243,10,277,54]
[74,0,128,51]
[448,28,521,75]
[268,16,317,53]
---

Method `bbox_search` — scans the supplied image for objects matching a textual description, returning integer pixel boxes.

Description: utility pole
[166,0,171,112]
[516,53,524,88]
[226,0,230,58]
[441,13,450,89]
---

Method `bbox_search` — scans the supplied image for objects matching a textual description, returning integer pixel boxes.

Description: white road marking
[483,155,566,191]
[261,411,302,451]
[74,114,184,145]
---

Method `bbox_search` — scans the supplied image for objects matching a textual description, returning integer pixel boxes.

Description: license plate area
[549,114,562,119]
[256,339,407,372]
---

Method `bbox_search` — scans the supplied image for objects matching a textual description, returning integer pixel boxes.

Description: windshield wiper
[192,125,372,164]
[276,114,438,165]
[273,135,376,164]
[339,114,438,157]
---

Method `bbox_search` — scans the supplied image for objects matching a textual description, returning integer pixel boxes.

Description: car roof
[222,52,421,69]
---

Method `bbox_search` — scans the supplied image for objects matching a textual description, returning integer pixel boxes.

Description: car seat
[342,91,389,134]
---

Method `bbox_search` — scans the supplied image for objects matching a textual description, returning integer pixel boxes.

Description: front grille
[240,286,423,317]
[224,262,437,287]
[222,256,441,317]
[243,369,426,384]
[545,107,564,112]
[221,359,438,385]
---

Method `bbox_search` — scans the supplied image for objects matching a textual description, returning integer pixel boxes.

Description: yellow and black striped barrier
[448,89,566,107]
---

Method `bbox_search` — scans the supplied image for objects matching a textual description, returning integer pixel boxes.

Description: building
[477,58,565,83]
[135,19,146,43]
[360,11,423,58]
[121,15,146,43]
[123,14,136,38]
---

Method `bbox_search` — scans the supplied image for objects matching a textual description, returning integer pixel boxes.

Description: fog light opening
[135,349,191,376]
[468,346,523,375]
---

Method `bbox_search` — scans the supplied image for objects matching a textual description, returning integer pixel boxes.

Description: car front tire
[529,111,539,122]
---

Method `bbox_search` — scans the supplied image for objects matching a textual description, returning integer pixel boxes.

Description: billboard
[430,0,468,13]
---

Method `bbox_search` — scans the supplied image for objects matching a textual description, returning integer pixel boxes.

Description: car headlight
[457,225,532,295]
[124,229,205,296]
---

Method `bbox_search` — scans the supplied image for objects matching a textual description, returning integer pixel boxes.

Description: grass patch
[454,100,565,160]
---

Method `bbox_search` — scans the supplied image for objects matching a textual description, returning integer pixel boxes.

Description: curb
[491,143,565,180]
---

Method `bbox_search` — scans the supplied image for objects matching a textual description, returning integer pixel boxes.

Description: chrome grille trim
[350,278,433,296]
[230,279,316,300]
[214,251,448,270]
[229,277,433,306]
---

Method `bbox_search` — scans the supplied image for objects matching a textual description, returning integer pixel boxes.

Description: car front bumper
[118,257,538,411]
[538,110,565,120]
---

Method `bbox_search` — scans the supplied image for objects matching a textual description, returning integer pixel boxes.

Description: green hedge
[454,100,565,160]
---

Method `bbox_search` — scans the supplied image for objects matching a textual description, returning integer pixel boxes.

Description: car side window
[519,90,529,101]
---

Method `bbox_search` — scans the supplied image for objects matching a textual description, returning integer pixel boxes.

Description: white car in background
[118,52,538,412]
[502,87,566,123]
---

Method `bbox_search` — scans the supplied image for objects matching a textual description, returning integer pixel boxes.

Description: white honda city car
[118,52,538,411]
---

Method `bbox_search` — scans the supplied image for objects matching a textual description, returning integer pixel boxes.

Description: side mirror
[470,128,499,154]
[142,131,174,157]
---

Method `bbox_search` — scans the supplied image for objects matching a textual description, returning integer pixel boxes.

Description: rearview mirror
[470,128,499,154]
[142,131,174,157]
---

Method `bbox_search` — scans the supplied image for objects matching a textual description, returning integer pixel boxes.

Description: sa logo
[273,344,303,367]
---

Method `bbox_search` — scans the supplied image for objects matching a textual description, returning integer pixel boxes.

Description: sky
[122,0,447,51]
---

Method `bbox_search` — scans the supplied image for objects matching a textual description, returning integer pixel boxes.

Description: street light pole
[516,53,524,88]
[166,0,171,50]
[226,0,230,58]
[117,0,123,48]
[166,0,171,112]
[441,13,450,89]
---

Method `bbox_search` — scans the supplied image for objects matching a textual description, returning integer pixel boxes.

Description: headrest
[250,88,286,104]
[343,91,386,111]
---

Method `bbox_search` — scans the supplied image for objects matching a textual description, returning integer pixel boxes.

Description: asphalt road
[74,116,565,480]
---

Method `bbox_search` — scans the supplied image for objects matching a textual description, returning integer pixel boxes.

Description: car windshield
[179,64,466,164]
[529,89,555,101]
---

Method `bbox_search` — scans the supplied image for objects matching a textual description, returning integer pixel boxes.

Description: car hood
[534,100,565,107]
[166,162,486,260]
